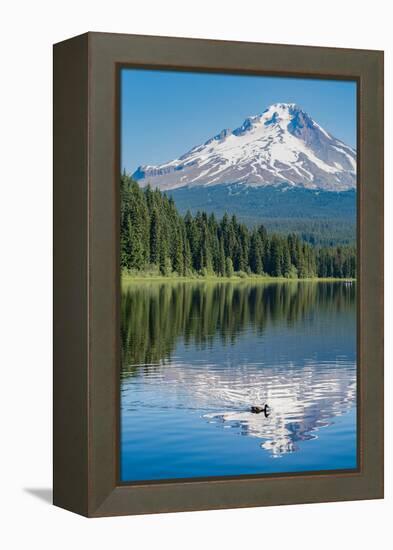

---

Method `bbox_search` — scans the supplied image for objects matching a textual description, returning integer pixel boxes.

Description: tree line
[120,175,356,279]
[259,217,355,247]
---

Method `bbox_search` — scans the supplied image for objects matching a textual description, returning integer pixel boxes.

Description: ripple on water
[121,357,356,457]
[120,281,357,478]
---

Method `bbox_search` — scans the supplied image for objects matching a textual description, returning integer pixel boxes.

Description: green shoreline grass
[121,273,356,285]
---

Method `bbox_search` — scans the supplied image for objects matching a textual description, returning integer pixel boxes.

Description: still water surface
[120,281,357,482]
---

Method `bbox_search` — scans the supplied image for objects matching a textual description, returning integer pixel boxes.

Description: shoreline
[121,274,356,285]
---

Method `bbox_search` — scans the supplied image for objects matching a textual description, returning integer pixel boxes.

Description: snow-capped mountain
[132,103,357,192]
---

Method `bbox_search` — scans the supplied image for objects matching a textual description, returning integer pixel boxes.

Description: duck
[250,404,270,417]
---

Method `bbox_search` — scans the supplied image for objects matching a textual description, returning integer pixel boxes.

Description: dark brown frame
[53,32,384,517]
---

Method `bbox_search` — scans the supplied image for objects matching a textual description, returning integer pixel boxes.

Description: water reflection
[121,281,356,475]
[121,280,356,369]
[202,359,356,456]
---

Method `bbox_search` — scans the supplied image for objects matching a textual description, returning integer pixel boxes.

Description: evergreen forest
[120,175,356,279]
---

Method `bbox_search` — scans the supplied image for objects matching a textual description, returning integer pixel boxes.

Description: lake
[120,280,357,482]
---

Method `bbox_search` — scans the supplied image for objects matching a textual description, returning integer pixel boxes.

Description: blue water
[120,281,357,482]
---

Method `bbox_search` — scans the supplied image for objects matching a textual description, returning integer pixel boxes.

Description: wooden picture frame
[53,32,383,517]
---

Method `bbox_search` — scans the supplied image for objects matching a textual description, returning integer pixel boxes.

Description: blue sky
[121,69,357,174]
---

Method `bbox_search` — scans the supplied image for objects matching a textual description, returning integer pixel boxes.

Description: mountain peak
[233,103,306,135]
[266,102,300,111]
[262,102,304,123]
[132,102,356,193]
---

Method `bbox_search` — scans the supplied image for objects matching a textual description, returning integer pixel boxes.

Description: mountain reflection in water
[121,281,357,480]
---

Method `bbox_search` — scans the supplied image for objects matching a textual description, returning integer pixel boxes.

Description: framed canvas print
[53,32,384,517]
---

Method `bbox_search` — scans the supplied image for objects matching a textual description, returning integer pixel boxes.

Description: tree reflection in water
[121,281,356,459]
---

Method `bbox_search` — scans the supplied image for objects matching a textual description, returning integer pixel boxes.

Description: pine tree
[225,257,234,278]
[238,224,250,272]
[249,231,263,274]
[183,234,192,275]
[200,223,213,275]
[172,223,184,275]
[218,238,226,276]
[270,235,283,277]
[282,243,292,277]
[159,239,170,275]
[150,207,160,265]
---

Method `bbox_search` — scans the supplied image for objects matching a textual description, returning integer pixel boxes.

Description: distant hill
[168,184,356,245]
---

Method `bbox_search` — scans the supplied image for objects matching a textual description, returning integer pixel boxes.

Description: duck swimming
[250,404,270,417]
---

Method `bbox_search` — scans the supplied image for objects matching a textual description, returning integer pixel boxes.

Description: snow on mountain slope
[132,103,356,192]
